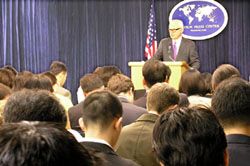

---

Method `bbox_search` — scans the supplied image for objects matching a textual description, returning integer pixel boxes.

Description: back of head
[153,107,227,166]
[0,83,11,100]
[212,64,240,90]
[179,69,206,96]
[13,71,33,91]
[22,75,53,92]
[107,74,134,95]
[0,122,95,166]
[0,68,14,88]
[50,61,67,75]
[147,82,179,114]
[3,89,66,127]
[93,66,121,87]
[40,71,57,86]
[211,77,250,128]
[143,60,171,88]
[201,72,212,94]
[80,73,104,94]
[82,90,122,131]
[3,65,18,76]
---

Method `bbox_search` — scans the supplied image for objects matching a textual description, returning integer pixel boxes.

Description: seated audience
[116,82,179,166]
[107,74,146,126]
[153,107,228,166]
[77,65,121,103]
[212,77,250,166]
[133,59,188,108]
[211,64,240,90]
[0,121,98,166]
[50,60,72,100]
[179,68,211,107]
[79,91,139,166]
[69,73,104,133]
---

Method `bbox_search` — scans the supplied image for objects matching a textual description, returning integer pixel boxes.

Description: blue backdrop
[0,0,249,104]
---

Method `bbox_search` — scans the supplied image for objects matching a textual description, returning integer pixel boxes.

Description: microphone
[168,55,175,62]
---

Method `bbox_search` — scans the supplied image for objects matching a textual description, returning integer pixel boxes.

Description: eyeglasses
[169,28,181,31]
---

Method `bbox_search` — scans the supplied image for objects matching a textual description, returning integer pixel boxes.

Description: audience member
[107,74,146,126]
[77,65,121,103]
[201,72,212,97]
[0,121,98,166]
[117,82,179,166]
[3,89,67,128]
[3,65,18,76]
[179,68,211,107]
[69,73,104,133]
[152,107,228,166]
[79,91,139,166]
[93,65,122,87]
[12,71,33,91]
[212,77,250,166]
[133,59,188,108]
[211,64,240,90]
[50,60,72,99]
[2,65,18,84]
[0,68,14,88]
[40,71,73,112]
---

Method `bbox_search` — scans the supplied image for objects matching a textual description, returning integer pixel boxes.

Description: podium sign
[128,61,188,90]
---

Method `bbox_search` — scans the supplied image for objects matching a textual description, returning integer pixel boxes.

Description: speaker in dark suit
[153,19,200,69]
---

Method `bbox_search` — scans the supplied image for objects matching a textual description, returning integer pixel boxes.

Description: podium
[128,61,189,90]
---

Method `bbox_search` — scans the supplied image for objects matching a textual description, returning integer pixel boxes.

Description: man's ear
[224,149,229,166]
[79,118,86,132]
[114,117,123,130]
[142,78,149,89]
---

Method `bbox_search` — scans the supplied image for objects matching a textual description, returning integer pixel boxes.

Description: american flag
[144,0,157,60]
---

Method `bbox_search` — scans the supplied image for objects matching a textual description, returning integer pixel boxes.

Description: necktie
[173,42,177,60]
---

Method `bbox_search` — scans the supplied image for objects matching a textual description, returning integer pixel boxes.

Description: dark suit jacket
[68,101,84,133]
[153,37,200,69]
[227,134,250,166]
[133,92,189,108]
[119,97,147,126]
[116,113,159,166]
[81,142,140,166]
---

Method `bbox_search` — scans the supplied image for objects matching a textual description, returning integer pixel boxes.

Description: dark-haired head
[212,77,250,128]
[179,69,207,96]
[147,82,179,114]
[80,73,104,95]
[153,107,228,166]
[3,89,66,127]
[80,90,123,147]
[93,66,121,87]
[142,60,171,88]
[212,64,240,90]
[0,121,96,166]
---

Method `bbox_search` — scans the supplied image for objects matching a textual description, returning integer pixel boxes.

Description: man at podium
[153,19,200,69]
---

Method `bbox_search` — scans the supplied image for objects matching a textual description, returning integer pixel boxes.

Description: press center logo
[169,0,228,40]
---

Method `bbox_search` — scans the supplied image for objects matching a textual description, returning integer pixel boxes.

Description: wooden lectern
[128,61,189,90]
